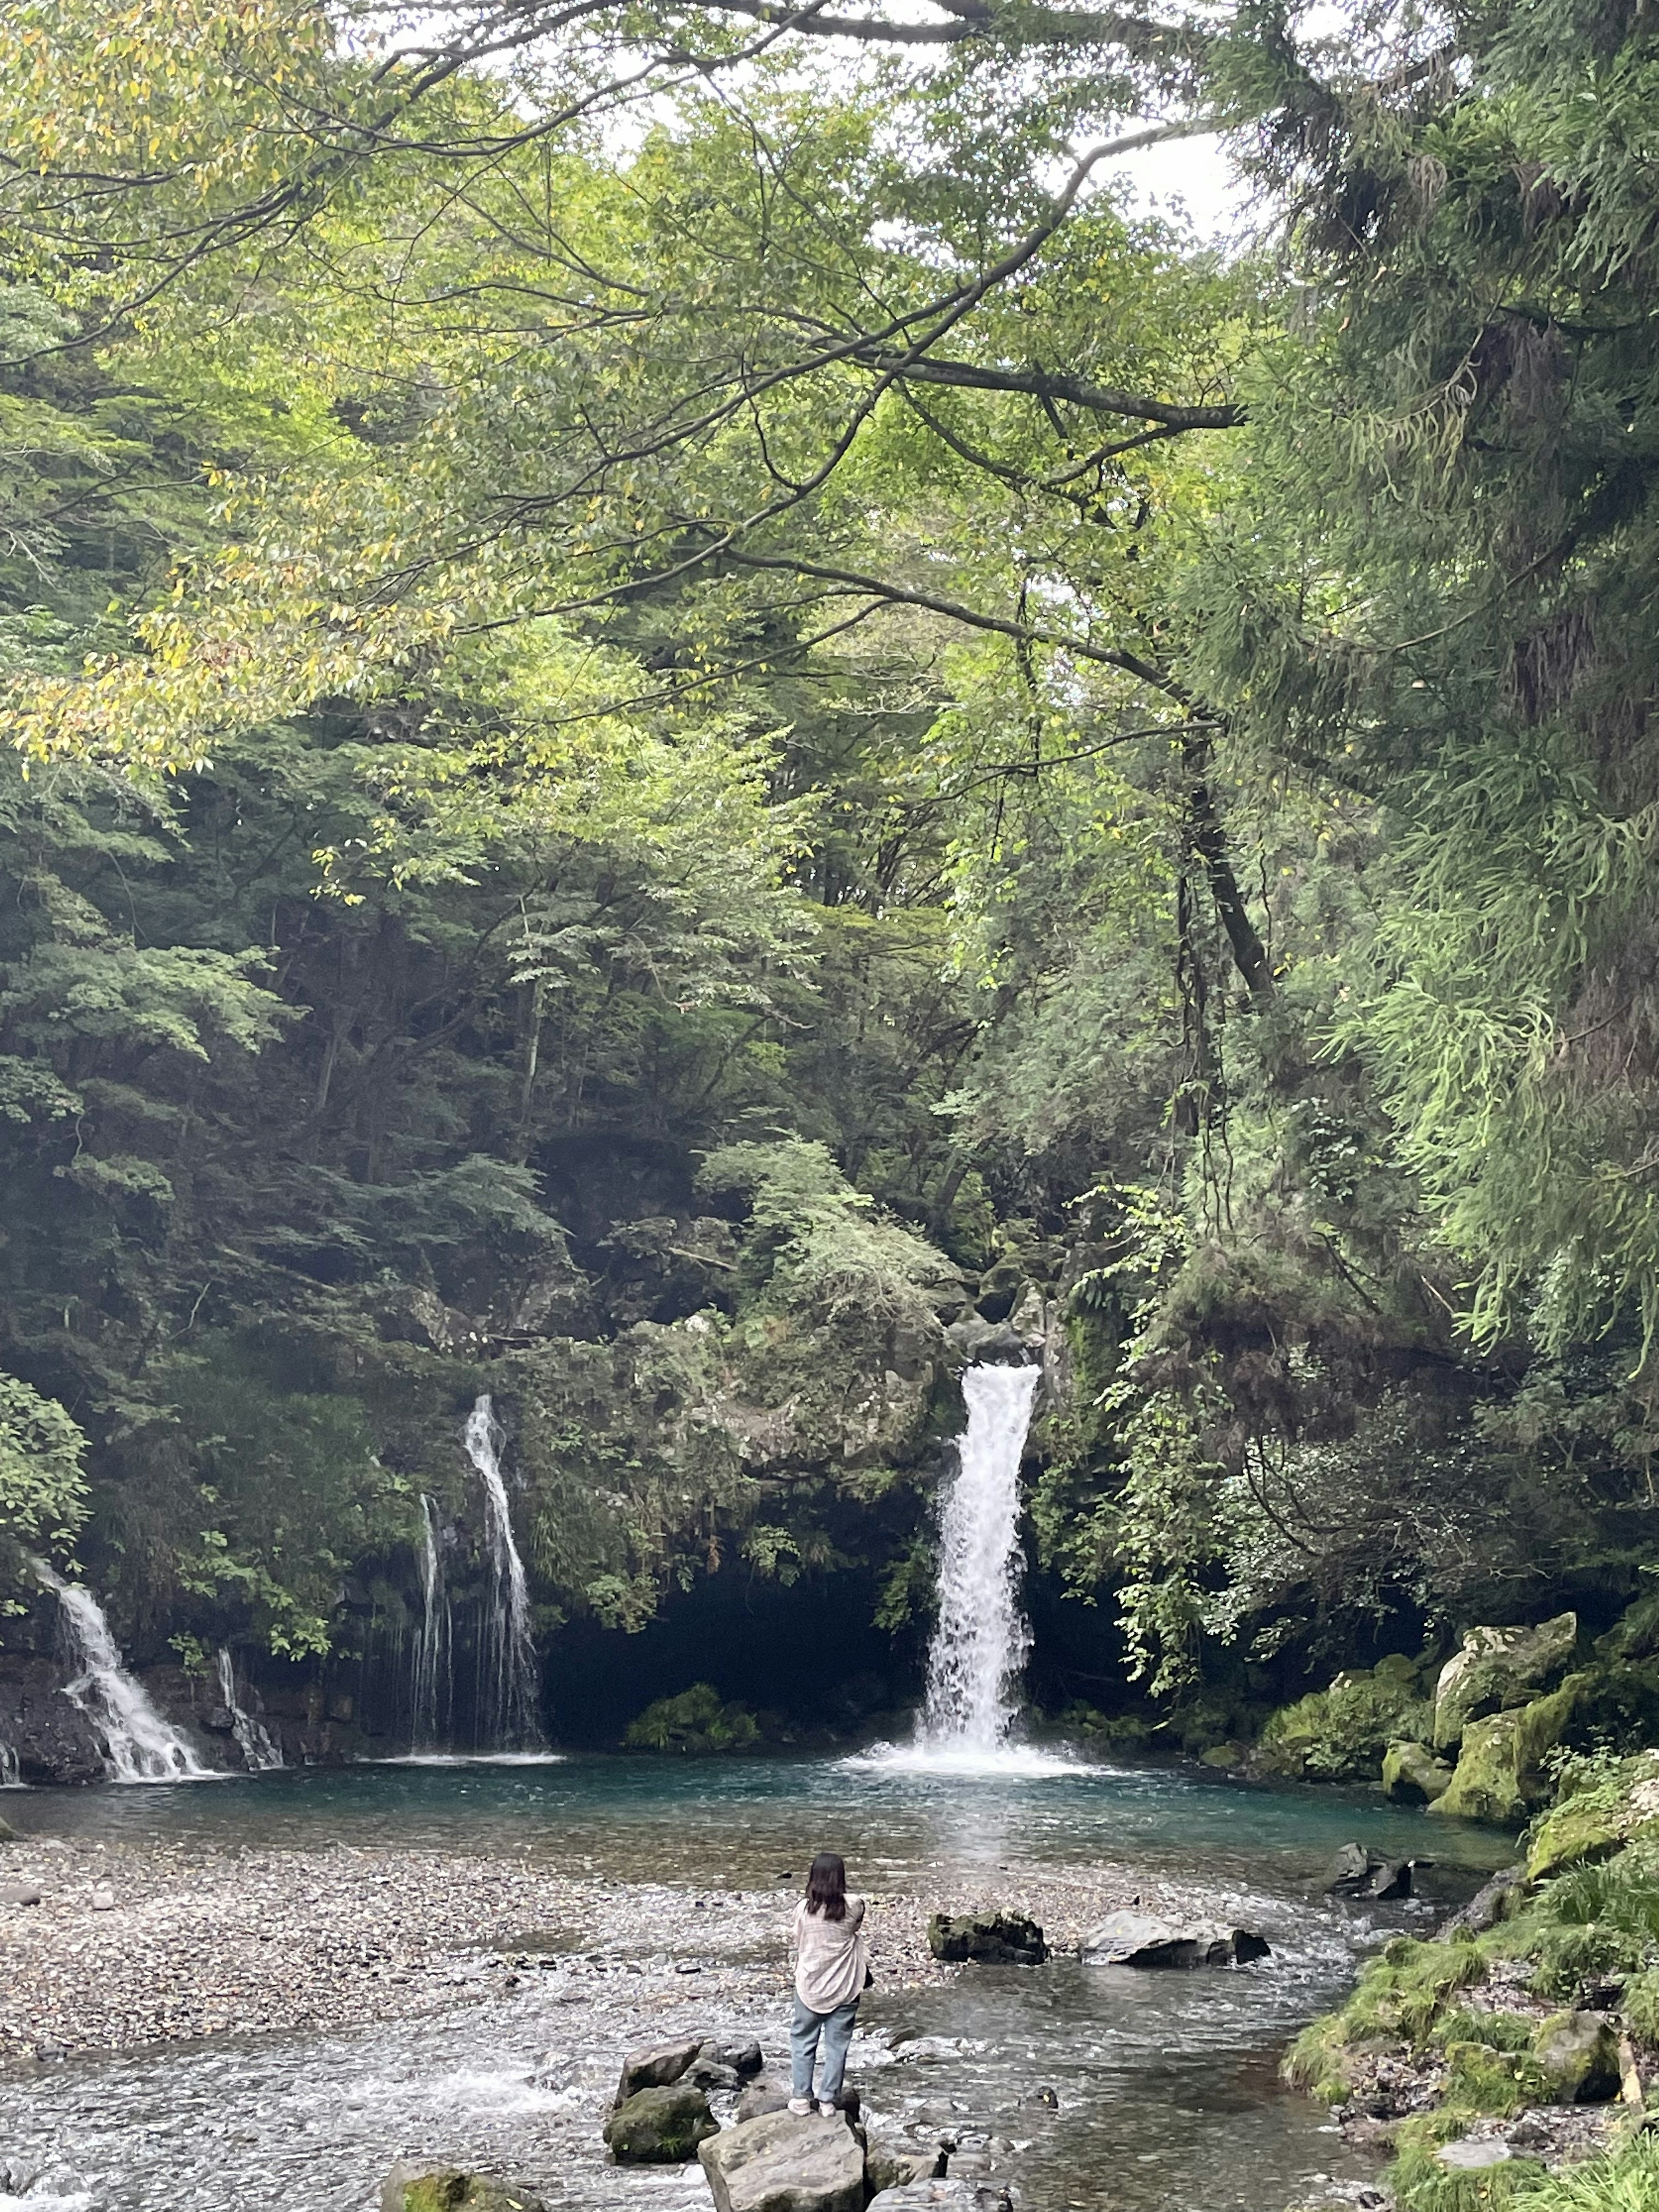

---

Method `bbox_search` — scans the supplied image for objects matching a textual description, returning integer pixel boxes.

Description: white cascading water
[463,1395,545,1751]
[214,1647,284,1772]
[409,1493,451,1751]
[0,1738,18,1787]
[33,1560,213,1783]
[918,1361,1043,1757]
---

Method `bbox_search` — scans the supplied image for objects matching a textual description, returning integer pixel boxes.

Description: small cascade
[462,1395,544,1751]
[409,1494,452,1751]
[918,1361,1043,1758]
[33,1560,213,1783]
[0,1738,19,1787]
[214,1647,284,1772]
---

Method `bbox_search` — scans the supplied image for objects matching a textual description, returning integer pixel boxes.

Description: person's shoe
[818,2101,839,2120]
[788,2098,813,2117]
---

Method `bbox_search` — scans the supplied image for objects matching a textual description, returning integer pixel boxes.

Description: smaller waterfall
[33,1561,213,1783]
[215,1647,284,1772]
[409,1494,452,1751]
[463,1396,544,1751]
[0,1738,19,1787]
[920,1361,1043,1757]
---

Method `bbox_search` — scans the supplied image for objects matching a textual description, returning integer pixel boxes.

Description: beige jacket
[792,1894,868,2012]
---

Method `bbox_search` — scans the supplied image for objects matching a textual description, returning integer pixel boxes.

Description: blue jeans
[790,1993,859,2102]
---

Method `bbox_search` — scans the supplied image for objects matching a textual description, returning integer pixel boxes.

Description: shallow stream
[0,1755,1510,2212]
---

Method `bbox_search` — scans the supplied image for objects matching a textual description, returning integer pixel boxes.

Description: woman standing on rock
[789,1850,868,2119]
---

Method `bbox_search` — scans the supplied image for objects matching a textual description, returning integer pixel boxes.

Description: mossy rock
[603,2084,718,2163]
[381,2167,548,2212]
[1524,1748,1659,1877]
[1431,1615,1578,1752]
[1430,1679,1583,1825]
[1530,2010,1622,2104]
[1384,1740,1455,1805]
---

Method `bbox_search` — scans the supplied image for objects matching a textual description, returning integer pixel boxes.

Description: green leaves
[0,1372,89,1602]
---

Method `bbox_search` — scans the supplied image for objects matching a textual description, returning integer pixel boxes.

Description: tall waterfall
[918,1362,1042,1758]
[215,1647,284,1772]
[33,1561,212,1783]
[410,1493,452,1751]
[462,1396,544,1751]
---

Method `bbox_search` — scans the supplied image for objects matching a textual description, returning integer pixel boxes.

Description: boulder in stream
[380,2164,549,2212]
[1081,1909,1269,1968]
[613,2033,705,2106]
[1325,1843,1427,1899]
[605,2083,718,2163]
[926,1911,1047,1965]
[865,2139,944,2193]
[0,1815,19,1844]
[698,2107,866,2212]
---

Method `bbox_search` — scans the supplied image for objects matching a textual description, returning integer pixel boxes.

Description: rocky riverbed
[0,1827,1184,2063]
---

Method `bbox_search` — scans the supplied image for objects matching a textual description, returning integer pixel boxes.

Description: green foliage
[1258,1656,1432,1782]
[0,1370,89,1602]
[623,1683,761,1754]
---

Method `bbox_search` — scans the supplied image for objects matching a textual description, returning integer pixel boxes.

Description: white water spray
[33,1561,213,1783]
[410,1494,452,1752]
[919,1362,1042,1757]
[462,1396,544,1752]
[215,1647,284,1772]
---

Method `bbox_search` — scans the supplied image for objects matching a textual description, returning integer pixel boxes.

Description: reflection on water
[0,1757,1511,2212]
[0,1752,1507,1891]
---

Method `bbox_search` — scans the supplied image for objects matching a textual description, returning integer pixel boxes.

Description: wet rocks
[698,2108,865,2212]
[1325,1844,1425,1900]
[604,2082,718,2163]
[381,2163,549,2210]
[865,2140,944,2193]
[613,2033,705,2104]
[867,2181,1012,2212]
[925,1912,1047,1966]
[1081,1909,1270,1968]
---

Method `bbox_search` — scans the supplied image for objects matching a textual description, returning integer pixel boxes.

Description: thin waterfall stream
[31,1561,211,1784]
[463,1395,545,1753]
[409,1494,452,1753]
[214,1648,283,1773]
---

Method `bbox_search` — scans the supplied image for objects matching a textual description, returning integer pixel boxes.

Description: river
[0,1753,1510,2212]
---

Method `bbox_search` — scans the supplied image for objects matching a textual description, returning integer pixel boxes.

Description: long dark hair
[804,1850,849,1921]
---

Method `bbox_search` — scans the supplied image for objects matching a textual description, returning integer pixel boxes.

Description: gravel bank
[0,1832,1163,2063]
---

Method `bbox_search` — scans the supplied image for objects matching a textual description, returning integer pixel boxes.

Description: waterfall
[0,1738,18,1787]
[33,1561,213,1783]
[918,1362,1042,1758]
[215,1647,284,1772]
[462,1395,544,1751]
[410,1493,452,1751]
